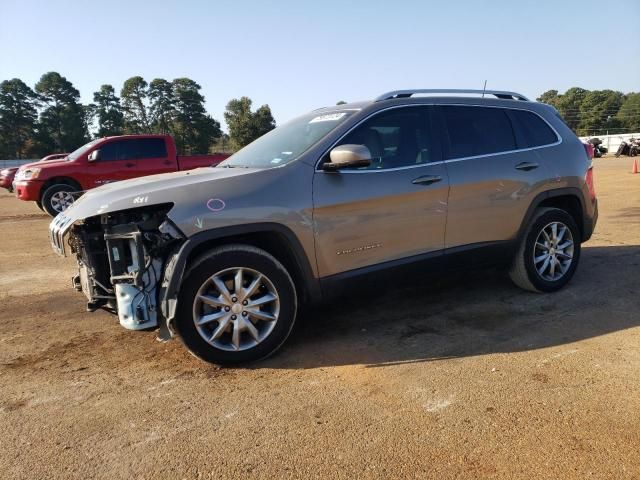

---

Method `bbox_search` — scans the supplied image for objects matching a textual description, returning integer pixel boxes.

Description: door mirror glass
[323,144,372,171]
[88,149,101,162]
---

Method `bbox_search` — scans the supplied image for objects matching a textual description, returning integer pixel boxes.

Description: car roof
[317,88,554,112]
[316,94,554,118]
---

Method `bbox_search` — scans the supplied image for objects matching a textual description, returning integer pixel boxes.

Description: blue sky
[1,0,639,128]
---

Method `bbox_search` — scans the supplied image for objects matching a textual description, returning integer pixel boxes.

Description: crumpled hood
[62,167,261,221]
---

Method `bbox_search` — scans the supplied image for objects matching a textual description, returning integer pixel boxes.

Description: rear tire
[41,183,78,217]
[509,208,581,292]
[175,245,298,365]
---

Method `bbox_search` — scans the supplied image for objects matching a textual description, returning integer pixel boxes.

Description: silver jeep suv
[50,89,598,364]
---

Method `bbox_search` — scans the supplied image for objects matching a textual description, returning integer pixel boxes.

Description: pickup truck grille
[49,214,75,256]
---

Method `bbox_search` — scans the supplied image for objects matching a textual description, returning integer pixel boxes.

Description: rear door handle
[515,162,539,171]
[125,162,135,168]
[412,174,443,185]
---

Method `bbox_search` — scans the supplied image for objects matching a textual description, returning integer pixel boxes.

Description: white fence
[0,159,38,168]
[578,133,640,154]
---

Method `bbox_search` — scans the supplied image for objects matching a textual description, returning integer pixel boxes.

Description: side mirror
[323,144,372,172]
[88,150,101,162]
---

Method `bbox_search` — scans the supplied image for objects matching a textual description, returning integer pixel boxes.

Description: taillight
[583,143,594,160]
[585,167,596,201]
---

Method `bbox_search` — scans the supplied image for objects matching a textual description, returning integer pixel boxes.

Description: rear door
[86,139,139,187]
[438,105,552,249]
[135,138,175,177]
[312,106,449,277]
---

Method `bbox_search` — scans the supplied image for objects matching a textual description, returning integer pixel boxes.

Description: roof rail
[375,89,530,102]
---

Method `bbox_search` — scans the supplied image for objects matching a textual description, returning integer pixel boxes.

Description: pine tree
[92,84,124,137]
[0,78,39,158]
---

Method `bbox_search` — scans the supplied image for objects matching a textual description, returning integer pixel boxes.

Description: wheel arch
[517,188,588,243]
[39,176,82,201]
[159,223,321,325]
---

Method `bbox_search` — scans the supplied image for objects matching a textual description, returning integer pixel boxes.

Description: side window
[97,141,121,161]
[117,139,139,160]
[98,139,167,161]
[335,107,432,170]
[138,138,168,159]
[97,140,138,161]
[509,110,558,148]
[442,106,516,159]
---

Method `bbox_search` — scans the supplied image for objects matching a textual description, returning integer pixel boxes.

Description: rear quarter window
[508,110,558,148]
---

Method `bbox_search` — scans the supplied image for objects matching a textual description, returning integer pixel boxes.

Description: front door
[87,139,139,187]
[312,106,449,277]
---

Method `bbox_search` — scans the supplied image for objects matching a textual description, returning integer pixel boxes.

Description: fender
[159,222,321,325]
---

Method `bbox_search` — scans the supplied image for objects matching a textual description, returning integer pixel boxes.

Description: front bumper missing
[49,213,75,256]
[48,212,178,339]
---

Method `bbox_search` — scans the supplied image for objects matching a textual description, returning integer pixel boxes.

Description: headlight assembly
[18,167,41,180]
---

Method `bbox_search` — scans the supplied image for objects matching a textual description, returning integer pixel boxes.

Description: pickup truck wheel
[42,184,78,217]
[36,200,43,211]
[175,245,297,365]
[509,208,581,293]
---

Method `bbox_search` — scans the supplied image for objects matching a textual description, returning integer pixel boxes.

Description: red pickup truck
[14,135,229,216]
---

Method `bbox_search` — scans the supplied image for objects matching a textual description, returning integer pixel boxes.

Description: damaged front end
[50,204,183,333]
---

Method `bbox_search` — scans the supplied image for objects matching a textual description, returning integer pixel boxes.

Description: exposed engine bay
[59,204,183,331]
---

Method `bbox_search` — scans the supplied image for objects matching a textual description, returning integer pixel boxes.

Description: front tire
[175,245,298,365]
[509,208,581,292]
[41,183,78,217]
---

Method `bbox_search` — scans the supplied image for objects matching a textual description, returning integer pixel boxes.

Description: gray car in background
[50,89,598,364]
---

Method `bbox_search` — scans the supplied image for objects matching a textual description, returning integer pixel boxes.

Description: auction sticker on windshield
[309,113,347,123]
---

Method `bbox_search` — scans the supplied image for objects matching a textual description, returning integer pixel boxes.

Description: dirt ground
[0,157,638,479]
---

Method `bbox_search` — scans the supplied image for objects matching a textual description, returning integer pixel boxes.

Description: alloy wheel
[50,191,75,213]
[192,267,280,352]
[533,221,574,281]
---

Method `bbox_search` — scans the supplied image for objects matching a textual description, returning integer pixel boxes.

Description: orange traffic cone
[633,158,639,174]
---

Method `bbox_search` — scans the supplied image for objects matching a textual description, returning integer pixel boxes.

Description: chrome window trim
[321,160,447,174]
[440,140,561,165]
[315,103,562,174]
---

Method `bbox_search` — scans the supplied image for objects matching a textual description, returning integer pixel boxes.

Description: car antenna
[482,80,487,98]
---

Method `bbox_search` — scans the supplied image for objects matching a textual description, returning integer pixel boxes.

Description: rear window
[442,106,516,159]
[509,110,558,148]
[138,138,168,159]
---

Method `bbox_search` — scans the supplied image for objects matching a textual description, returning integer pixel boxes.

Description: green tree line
[537,88,639,137]
[3,75,638,159]
[0,72,275,158]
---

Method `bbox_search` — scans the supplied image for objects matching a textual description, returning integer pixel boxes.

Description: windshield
[220,110,356,168]
[67,138,102,162]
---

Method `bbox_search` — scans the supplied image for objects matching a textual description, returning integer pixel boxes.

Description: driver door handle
[515,161,539,171]
[125,162,136,168]
[412,174,443,185]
